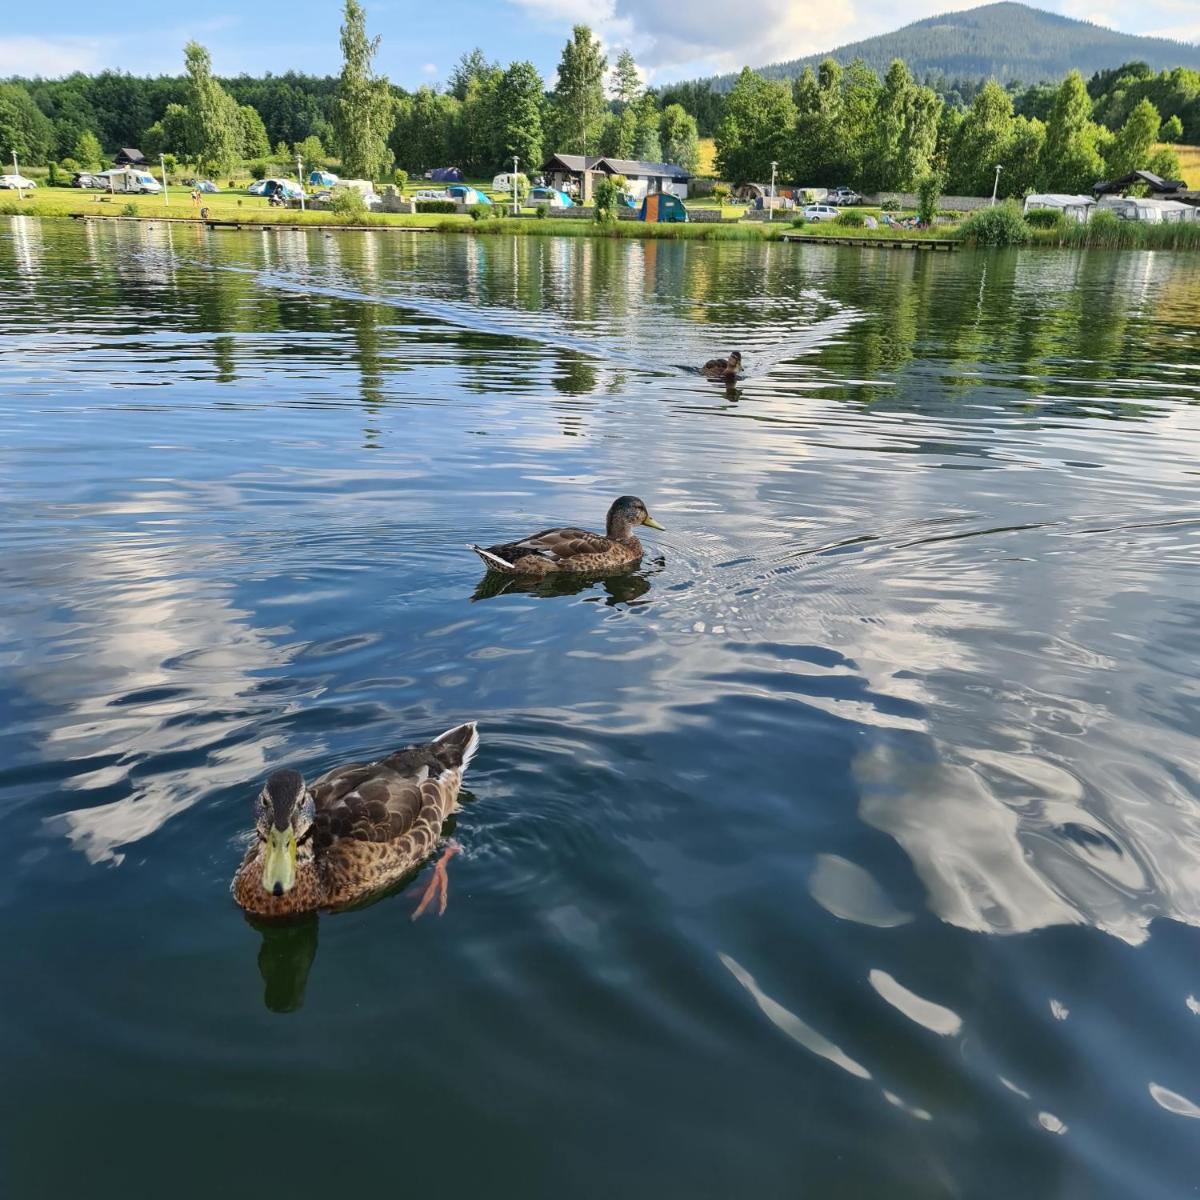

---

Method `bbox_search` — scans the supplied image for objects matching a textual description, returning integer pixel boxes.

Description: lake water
[2,218,1199,1197]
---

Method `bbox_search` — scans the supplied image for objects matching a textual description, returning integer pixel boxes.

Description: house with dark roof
[113,148,148,167]
[542,153,691,201]
[1093,169,1185,196]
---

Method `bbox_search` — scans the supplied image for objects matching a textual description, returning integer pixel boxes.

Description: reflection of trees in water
[551,350,598,398]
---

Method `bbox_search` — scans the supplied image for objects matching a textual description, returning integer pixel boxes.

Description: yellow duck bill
[642,515,665,530]
[261,826,297,896]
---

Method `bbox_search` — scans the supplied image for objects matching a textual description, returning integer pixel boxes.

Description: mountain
[703,3,1200,90]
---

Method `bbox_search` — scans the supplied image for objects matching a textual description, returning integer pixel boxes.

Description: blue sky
[2,0,1197,88]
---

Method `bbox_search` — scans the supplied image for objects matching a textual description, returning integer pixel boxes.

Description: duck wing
[309,723,479,851]
[702,357,729,372]
[477,526,615,569]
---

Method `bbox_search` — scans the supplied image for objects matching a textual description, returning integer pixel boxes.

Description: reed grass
[1032,212,1200,250]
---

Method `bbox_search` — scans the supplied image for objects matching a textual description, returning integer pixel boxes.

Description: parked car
[413,188,449,202]
[829,186,861,205]
[0,174,37,190]
[70,172,106,189]
[801,203,841,222]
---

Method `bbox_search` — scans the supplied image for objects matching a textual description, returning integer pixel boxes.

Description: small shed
[114,148,147,167]
[1023,193,1095,223]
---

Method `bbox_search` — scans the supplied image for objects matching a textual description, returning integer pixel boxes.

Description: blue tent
[639,193,688,223]
[530,186,573,208]
[308,170,337,187]
[448,185,490,205]
[430,167,464,182]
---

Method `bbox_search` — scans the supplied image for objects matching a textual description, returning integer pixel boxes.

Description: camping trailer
[97,168,162,194]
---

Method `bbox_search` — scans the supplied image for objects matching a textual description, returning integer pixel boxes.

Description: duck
[701,350,743,382]
[471,495,663,576]
[231,722,478,919]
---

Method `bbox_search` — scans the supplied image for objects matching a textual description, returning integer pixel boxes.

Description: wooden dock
[781,233,959,251]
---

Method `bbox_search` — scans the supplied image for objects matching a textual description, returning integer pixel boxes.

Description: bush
[415,199,458,214]
[249,161,269,181]
[468,203,490,221]
[712,183,731,206]
[535,203,549,219]
[592,176,619,222]
[790,214,807,227]
[1025,208,1065,229]
[121,202,139,217]
[958,201,1031,247]
[393,168,408,191]
[880,196,900,212]
[836,210,865,227]
[330,189,369,219]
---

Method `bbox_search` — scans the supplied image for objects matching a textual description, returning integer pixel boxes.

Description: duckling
[702,350,743,382]
[231,723,478,919]
[471,495,663,576]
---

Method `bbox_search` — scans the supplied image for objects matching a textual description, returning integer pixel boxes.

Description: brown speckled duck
[471,495,663,576]
[702,350,743,382]
[232,723,478,919]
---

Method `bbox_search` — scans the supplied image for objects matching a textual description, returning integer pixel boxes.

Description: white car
[412,189,448,201]
[0,174,37,190]
[802,203,841,222]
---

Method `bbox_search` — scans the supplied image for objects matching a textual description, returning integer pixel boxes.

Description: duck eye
[261,796,269,808]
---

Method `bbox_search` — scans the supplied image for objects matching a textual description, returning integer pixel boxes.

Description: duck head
[606,495,664,540]
[255,769,314,897]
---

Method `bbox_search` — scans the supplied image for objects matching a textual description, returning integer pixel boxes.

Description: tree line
[0,16,698,180]
[715,57,1184,195]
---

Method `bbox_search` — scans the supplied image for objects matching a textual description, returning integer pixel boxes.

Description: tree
[453,65,502,174]
[633,93,661,161]
[1000,115,1045,196]
[0,83,54,165]
[72,130,104,170]
[333,0,394,180]
[239,105,271,160]
[948,80,1014,196]
[1040,71,1104,193]
[1105,97,1161,177]
[448,49,495,102]
[660,104,699,172]
[391,87,456,174]
[715,67,796,183]
[839,59,882,185]
[182,42,242,173]
[294,134,326,166]
[611,49,641,109]
[1161,114,1183,143]
[142,103,189,159]
[793,63,845,184]
[497,61,545,173]
[551,25,606,156]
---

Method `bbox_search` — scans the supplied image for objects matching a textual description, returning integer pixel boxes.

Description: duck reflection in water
[471,563,657,605]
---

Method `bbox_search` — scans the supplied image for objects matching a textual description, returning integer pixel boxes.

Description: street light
[12,150,23,201]
[160,152,169,207]
[991,164,1003,206]
[296,155,306,212]
[512,155,519,216]
[769,160,778,221]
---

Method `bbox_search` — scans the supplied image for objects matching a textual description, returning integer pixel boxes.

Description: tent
[639,193,688,223]
[447,184,489,205]
[308,170,338,187]
[529,186,572,207]
[1023,194,1095,223]
[429,167,464,182]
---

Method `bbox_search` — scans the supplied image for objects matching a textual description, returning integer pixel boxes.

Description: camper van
[97,168,162,194]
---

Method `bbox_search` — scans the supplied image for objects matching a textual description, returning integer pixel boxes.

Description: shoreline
[3,205,1197,251]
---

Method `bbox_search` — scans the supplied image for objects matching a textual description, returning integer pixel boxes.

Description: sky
[2,0,1198,89]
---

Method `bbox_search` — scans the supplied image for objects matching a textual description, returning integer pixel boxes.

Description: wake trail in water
[150,253,862,379]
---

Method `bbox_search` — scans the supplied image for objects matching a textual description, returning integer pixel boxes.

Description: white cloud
[421,61,438,76]
[0,35,109,76]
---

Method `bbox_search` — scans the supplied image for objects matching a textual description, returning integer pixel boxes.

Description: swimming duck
[471,495,663,576]
[702,350,743,381]
[232,723,478,919]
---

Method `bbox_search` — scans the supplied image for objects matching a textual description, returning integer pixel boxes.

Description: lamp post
[769,160,778,221]
[512,155,519,216]
[297,155,306,212]
[991,164,1003,206]
[12,150,22,201]
[160,153,169,207]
